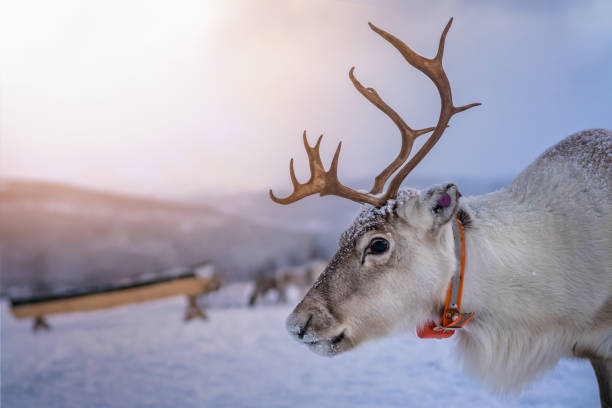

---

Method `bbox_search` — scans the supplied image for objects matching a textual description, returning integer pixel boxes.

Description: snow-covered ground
[1,297,599,408]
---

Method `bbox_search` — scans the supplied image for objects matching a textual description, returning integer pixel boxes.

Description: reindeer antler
[269,131,383,206]
[270,18,480,207]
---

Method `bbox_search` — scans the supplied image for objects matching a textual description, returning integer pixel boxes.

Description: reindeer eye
[368,238,389,254]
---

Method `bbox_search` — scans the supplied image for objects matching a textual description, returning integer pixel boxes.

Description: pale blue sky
[1,0,610,197]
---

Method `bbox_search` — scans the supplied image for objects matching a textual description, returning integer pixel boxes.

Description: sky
[1,0,611,198]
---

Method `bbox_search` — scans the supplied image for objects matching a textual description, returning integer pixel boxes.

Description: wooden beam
[11,276,219,319]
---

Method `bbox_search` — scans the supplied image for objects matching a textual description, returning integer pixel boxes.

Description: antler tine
[434,17,453,62]
[305,132,325,178]
[367,18,481,201]
[269,132,384,206]
[349,67,435,195]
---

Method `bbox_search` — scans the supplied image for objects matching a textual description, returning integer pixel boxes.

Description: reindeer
[249,260,326,307]
[270,19,612,406]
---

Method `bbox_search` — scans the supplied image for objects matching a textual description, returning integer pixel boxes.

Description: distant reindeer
[271,19,612,406]
[248,260,326,307]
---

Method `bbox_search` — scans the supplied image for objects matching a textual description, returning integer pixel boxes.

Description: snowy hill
[0,180,314,297]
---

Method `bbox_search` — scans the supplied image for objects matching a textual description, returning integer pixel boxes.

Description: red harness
[417,217,474,339]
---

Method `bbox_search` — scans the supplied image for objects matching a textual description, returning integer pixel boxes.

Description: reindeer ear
[422,183,462,229]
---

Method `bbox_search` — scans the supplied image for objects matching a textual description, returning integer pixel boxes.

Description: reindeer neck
[457,188,543,323]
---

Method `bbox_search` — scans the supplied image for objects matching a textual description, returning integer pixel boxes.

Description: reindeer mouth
[299,329,352,357]
[287,314,354,357]
[287,308,354,356]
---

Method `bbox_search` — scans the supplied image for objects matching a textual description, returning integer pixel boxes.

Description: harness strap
[417,216,474,339]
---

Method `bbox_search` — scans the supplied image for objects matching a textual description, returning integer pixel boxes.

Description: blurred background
[1,0,610,407]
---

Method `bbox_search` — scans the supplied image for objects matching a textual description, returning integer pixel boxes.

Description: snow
[1,298,599,407]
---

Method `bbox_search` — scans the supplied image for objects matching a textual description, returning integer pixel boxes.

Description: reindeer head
[287,184,462,355]
[270,19,479,356]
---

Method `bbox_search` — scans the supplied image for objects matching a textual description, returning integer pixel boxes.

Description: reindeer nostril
[331,330,345,345]
[298,314,313,339]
